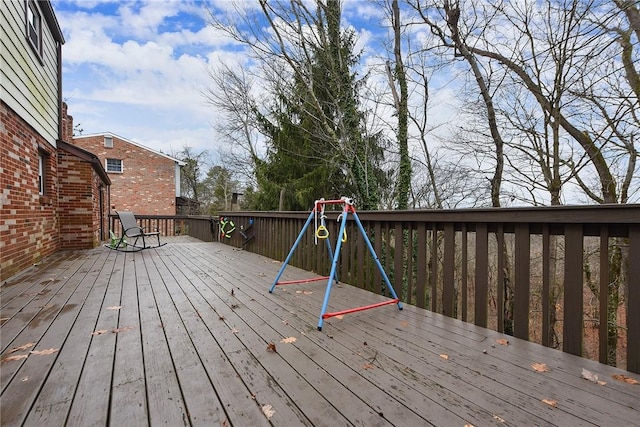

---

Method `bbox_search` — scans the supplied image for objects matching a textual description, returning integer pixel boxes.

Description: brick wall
[73,135,177,215]
[57,150,106,249]
[1,101,60,281]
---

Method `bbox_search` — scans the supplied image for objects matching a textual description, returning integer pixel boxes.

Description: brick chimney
[61,102,74,142]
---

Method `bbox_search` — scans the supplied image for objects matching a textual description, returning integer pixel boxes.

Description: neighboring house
[73,133,183,215]
[1,1,110,281]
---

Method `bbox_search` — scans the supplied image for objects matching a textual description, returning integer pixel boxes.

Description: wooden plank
[109,250,149,427]
[461,224,468,321]
[514,223,530,340]
[563,224,584,357]
[442,223,455,318]
[140,250,226,425]
[24,249,121,426]
[474,223,488,327]
[542,224,551,347]
[430,224,438,312]
[416,223,427,309]
[496,225,505,333]
[598,226,609,364]
[0,249,110,426]
[628,225,640,373]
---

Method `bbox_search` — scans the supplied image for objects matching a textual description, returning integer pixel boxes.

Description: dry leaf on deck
[280,337,297,344]
[493,415,506,423]
[335,315,344,320]
[266,342,277,352]
[92,329,108,336]
[230,328,239,334]
[464,424,476,427]
[303,291,313,295]
[106,306,121,310]
[581,368,606,385]
[30,348,59,356]
[542,399,557,408]
[1,354,29,363]
[532,363,550,372]
[363,363,375,370]
[8,342,35,353]
[261,404,275,419]
[112,326,134,334]
[21,376,29,382]
[400,321,409,328]
[496,339,509,346]
[440,354,449,360]
[612,374,640,385]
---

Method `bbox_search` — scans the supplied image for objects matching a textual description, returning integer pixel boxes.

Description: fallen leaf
[363,363,375,370]
[542,399,557,408]
[464,424,476,427]
[612,374,640,385]
[30,348,59,355]
[296,290,303,294]
[92,329,109,335]
[106,306,121,310]
[111,326,134,334]
[335,315,344,320]
[1,354,29,363]
[8,342,35,353]
[493,414,506,423]
[282,319,289,325]
[281,337,297,344]
[496,339,509,346]
[400,321,409,328]
[261,404,275,419]
[581,368,606,385]
[440,354,449,360]
[21,376,29,382]
[219,315,225,321]
[532,363,550,373]
[303,291,313,295]
[231,328,239,334]
[266,342,277,352]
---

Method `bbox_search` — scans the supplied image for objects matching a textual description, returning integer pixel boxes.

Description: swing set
[269,197,402,330]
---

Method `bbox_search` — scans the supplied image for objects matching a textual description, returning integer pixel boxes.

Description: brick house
[73,133,183,215]
[1,1,110,281]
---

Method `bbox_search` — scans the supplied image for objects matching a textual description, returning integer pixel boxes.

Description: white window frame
[104,136,113,148]
[106,158,124,173]
[38,152,45,195]
[26,0,43,60]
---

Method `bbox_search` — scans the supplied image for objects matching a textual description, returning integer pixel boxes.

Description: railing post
[563,224,583,357]
[628,225,640,373]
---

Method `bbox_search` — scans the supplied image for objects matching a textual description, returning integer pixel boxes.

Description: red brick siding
[1,101,60,281]
[73,136,176,215]
[57,150,106,249]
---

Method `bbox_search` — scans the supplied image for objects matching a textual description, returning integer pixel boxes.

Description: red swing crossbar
[322,298,400,319]
[275,276,330,286]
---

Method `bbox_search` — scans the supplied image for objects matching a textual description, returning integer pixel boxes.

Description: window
[38,152,45,195]
[104,136,113,148]
[26,0,42,58]
[106,158,123,173]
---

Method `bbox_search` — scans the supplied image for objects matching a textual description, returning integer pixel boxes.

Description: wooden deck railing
[106,206,639,372]
[108,214,219,242]
[215,205,640,373]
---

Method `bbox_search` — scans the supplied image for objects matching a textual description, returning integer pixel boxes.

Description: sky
[50,0,398,161]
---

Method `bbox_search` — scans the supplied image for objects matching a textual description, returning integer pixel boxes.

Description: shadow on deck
[1,238,638,426]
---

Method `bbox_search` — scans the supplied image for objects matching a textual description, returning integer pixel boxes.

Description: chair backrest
[117,211,143,237]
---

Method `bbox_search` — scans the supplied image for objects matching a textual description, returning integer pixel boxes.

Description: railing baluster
[563,224,584,356]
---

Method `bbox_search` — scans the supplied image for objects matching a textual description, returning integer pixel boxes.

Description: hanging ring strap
[316,224,329,239]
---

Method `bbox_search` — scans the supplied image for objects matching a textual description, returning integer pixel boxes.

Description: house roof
[74,132,186,166]
[57,140,111,185]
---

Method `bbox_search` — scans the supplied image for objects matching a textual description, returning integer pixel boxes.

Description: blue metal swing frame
[269,197,403,330]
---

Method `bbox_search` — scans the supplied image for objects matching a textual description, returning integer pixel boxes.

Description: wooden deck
[1,237,638,426]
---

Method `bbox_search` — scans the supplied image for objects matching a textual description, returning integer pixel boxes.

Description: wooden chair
[107,211,166,251]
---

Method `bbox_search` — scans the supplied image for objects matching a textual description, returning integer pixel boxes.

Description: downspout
[57,41,63,141]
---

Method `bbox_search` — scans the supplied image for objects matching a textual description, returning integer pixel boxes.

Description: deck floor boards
[1,238,639,426]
